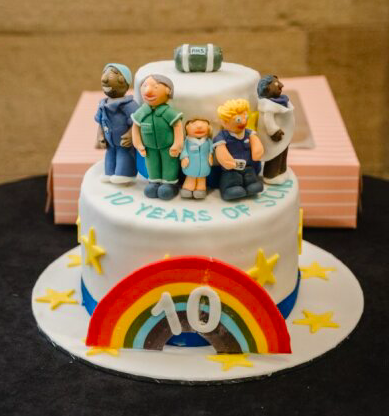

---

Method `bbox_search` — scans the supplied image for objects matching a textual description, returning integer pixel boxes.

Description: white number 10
[151,286,222,335]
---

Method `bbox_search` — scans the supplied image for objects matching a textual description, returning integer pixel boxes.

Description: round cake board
[32,241,363,384]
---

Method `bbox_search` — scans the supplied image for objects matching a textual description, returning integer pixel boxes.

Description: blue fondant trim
[80,270,301,346]
[81,277,98,316]
[277,271,301,319]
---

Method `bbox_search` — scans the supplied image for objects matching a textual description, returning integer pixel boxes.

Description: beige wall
[1,0,388,184]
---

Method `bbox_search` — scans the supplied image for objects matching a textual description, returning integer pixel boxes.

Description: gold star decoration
[298,208,303,255]
[67,254,82,268]
[246,249,280,286]
[81,227,106,274]
[246,110,259,130]
[300,261,336,280]
[76,215,81,243]
[207,353,253,371]
[164,253,171,259]
[35,289,78,310]
[293,310,339,333]
[86,346,119,357]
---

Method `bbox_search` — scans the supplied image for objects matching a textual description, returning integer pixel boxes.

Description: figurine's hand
[271,130,284,142]
[138,147,147,157]
[181,157,190,168]
[251,147,264,161]
[208,154,213,166]
[95,139,107,150]
[223,160,237,170]
[169,145,182,158]
[120,132,132,147]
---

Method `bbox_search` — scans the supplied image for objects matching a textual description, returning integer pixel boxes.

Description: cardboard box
[49,76,360,227]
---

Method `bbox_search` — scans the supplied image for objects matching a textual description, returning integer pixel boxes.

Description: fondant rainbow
[86,256,291,354]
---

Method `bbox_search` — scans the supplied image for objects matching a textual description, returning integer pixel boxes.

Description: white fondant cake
[133,61,260,136]
[79,161,299,305]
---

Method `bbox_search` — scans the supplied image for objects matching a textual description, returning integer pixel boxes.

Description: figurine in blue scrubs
[180,119,213,199]
[214,99,264,200]
[95,63,139,184]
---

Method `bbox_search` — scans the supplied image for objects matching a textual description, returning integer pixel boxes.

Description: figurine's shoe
[264,171,289,185]
[100,174,111,183]
[180,188,193,198]
[144,182,161,198]
[193,190,207,199]
[221,186,246,201]
[246,180,263,196]
[158,184,179,200]
[110,175,135,184]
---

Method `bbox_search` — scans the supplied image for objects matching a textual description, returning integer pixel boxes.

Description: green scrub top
[131,103,182,149]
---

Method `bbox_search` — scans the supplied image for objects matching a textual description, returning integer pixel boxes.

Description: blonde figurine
[213,99,264,200]
[180,119,213,199]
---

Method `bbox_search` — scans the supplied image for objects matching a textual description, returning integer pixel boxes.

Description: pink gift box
[48,75,360,227]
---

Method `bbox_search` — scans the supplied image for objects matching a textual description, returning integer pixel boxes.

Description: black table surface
[0,175,388,416]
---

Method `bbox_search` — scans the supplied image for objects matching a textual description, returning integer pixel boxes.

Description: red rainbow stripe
[86,256,291,353]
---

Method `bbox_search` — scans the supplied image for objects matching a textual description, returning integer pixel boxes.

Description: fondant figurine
[132,75,184,200]
[95,63,139,184]
[257,75,295,185]
[180,119,213,199]
[214,99,264,200]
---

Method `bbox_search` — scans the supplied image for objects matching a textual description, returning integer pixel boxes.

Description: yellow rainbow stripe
[110,282,268,352]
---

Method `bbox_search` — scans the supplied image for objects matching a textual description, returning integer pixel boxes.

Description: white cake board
[32,241,363,384]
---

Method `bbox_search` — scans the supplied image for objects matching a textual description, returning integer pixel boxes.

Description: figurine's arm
[120,128,132,147]
[180,142,189,168]
[215,144,236,170]
[132,123,146,156]
[264,112,284,142]
[208,139,214,165]
[249,132,264,161]
[169,120,184,157]
[95,124,107,149]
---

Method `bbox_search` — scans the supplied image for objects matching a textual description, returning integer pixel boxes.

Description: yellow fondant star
[86,346,119,357]
[164,253,171,259]
[293,310,339,333]
[246,110,259,130]
[35,289,78,310]
[81,227,106,274]
[67,254,82,268]
[300,261,336,280]
[76,215,81,243]
[246,249,279,286]
[298,208,303,255]
[207,353,253,371]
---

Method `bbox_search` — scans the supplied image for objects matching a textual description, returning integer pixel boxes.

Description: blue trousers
[104,145,137,178]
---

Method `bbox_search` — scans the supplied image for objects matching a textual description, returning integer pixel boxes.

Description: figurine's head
[257,75,284,99]
[185,119,212,138]
[140,75,174,107]
[217,99,250,134]
[101,63,131,98]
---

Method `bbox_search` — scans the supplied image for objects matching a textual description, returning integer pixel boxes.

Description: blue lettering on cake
[147,207,166,219]
[104,191,134,205]
[135,203,153,215]
[198,210,212,221]
[164,209,179,222]
[182,209,196,223]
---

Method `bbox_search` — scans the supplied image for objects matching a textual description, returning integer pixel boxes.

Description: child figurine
[213,99,264,201]
[257,75,295,185]
[180,119,213,199]
[132,74,184,200]
[95,63,139,184]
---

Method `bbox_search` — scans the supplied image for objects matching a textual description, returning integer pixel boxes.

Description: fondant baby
[180,119,213,199]
[213,99,264,200]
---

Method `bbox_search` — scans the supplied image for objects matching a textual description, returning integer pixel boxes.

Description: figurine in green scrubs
[132,75,184,200]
